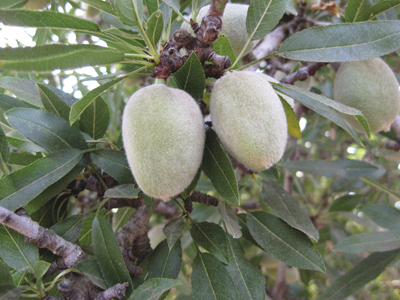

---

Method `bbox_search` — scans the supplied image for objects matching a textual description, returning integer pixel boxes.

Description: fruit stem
[208,0,229,16]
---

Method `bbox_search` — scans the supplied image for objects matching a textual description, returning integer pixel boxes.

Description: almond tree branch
[280,62,327,84]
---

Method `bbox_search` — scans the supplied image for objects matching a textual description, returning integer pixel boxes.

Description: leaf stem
[125,53,155,60]
[236,52,279,71]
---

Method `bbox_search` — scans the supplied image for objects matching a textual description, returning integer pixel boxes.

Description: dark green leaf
[226,236,266,300]
[190,221,229,264]
[279,94,301,138]
[180,167,201,199]
[50,215,82,243]
[201,128,239,205]
[7,152,39,167]
[281,159,378,179]
[237,214,262,249]
[0,44,125,72]
[247,211,325,271]
[37,83,71,121]
[80,0,116,15]
[218,201,242,238]
[246,0,289,40]
[69,76,125,126]
[172,52,205,101]
[361,204,400,230]
[147,239,182,279]
[261,180,319,241]
[128,278,181,300]
[278,21,400,62]
[0,225,38,271]
[5,131,45,153]
[345,0,373,22]
[104,184,140,198]
[78,210,109,247]
[77,259,108,290]
[317,250,400,300]
[163,218,185,250]
[146,11,163,48]
[212,34,237,69]
[0,149,83,211]
[329,194,362,212]
[6,108,88,152]
[334,231,400,253]
[115,0,144,26]
[361,176,400,200]
[145,0,159,16]
[79,96,110,139]
[0,128,9,165]
[371,0,400,18]
[192,252,240,300]
[0,77,41,107]
[0,93,37,112]
[0,260,13,286]
[90,149,135,184]
[112,207,136,231]
[0,286,22,300]
[0,0,26,9]
[0,9,100,31]
[92,216,133,294]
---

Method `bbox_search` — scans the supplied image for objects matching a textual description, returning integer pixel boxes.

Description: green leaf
[279,94,301,138]
[180,167,201,199]
[0,260,14,286]
[5,131,45,153]
[360,176,400,200]
[201,128,239,205]
[172,52,206,101]
[33,261,50,281]
[272,82,371,143]
[345,0,373,22]
[361,204,400,230]
[371,0,400,18]
[0,149,83,211]
[163,218,185,250]
[278,21,400,62]
[0,93,38,112]
[0,44,125,72]
[226,236,266,300]
[281,159,378,179]
[37,83,71,121]
[218,201,242,239]
[6,108,88,153]
[237,214,263,249]
[80,0,116,15]
[50,215,82,243]
[78,210,109,247]
[77,259,108,290]
[190,221,230,264]
[0,9,100,31]
[329,194,362,212]
[317,249,400,300]
[0,225,38,271]
[90,149,135,184]
[0,77,41,107]
[145,0,159,16]
[146,11,163,48]
[0,128,9,165]
[192,252,240,300]
[0,286,22,300]
[261,180,319,241]
[79,96,110,140]
[115,0,144,26]
[0,0,26,9]
[334,231,400,253]
[147,239,182,279]
[162,0,185,20]
[246,0,289,40]
[92,216,133,295]
[112,207,136,231]
[69,76,125,126]
[212,34,237,69]
[128,278,181,300]
[104,184,140,198]
[247,211,325,271]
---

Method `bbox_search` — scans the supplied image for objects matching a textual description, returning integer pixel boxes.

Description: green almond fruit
[210,71,288,171]
[122,85,205,201]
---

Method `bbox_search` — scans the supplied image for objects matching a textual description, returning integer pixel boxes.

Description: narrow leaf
[261,180,319,241]
[80,0,116,15]
[212,34,237,69]
[218,201,242,239]
[115,0,144,26]
[345,0,373,22]
[77,259,108,290]
[237,214,263,249]
[246,0,289,40]
[37,83,71,121]
[371,0,400,18]
[6,108,88,153]
[0,77,41,107]
[147,240,182,279]
[0,128,9,165]
[146,11,163,48]
[50,215,82,243]
[201,128,239,205]
[0,44,125,72]
[334,231,400,253]
[226,236,266,300]
[190,221,230,264]
[162,0,185,20]
[192,252,240,300]
[79,96,110,139]
[247,211,325,271]
[145,0,160,16]
[0,0,25,9]
[128,278,181,300]
[90,149,135,184]
[0,260,13,286]
[0,93,38,112]
[0,149,83,211]
[279,94,301,138]
[317,250,400,300]
[361,204,400,230]
[361,176,400,200]
[0,286,22,300]
[172,52,206,101]
[329,194,362,212]
[92,216,133,294]
[0,225,38,271]
[163,218,185,250]
[0,9,100,31]
[281,159,378,179]
[104,184,140,199]
[279,21,400,62]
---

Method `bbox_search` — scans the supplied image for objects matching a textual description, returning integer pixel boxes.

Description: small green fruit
[182,4,254,57]
[333,58,400,133]
[210,71,287,171]
[122,85,205,201]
